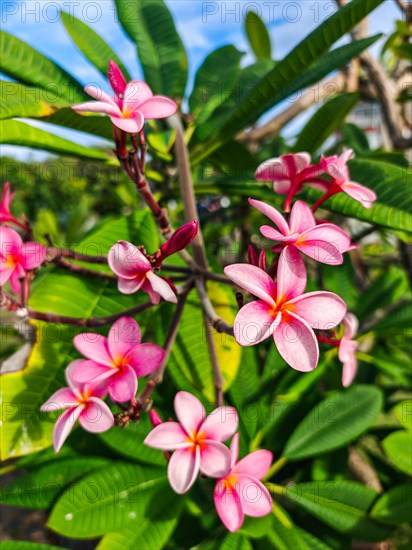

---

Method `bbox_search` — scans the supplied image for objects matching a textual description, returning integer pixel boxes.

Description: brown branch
[46,247,107,264]
[204,313,224,407]
[348,447,383,493]
[55,258,116,280]
[195,279,234,336]
[161,264,232,285]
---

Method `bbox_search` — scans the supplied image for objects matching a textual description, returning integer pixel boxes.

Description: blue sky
[1,0,401,159]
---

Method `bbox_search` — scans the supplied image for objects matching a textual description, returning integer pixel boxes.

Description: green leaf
[341,122,370,153]
[114,0,188,97]
[372,301,412,332]
[61,11,131,81]
[220,533,253,549]
[245,11,272,60]
[371,484,412,525]
[382,431,412,475]
[0,457,108,509]
[97,489,182,549]
[0,543,67,550]
[294,93,359,154]
[47,462,167,537]
[283,385,383,461]
[0,120,109,160]
[44,108,113,141]
[392,401,412,431]
[188,46,243,121]
[0,81,68,120]
[285,481,391,541]
[0,31,85,102]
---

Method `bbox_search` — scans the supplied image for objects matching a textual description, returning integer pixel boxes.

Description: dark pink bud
[149,409,163,427]
[158,221,198,262]
[247,245,259,266]
[258,249,267,271]
[108,60,127,97]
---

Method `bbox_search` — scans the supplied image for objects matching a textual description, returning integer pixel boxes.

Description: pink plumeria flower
[72,63,177,134]
[249,198,351,265]
[255,153,328,211]
[41,361,114,453]
[71,317,165,403]
[339,313,359,387]
[108,241,177,304]
[0,226,46,294]
[320,149,377,209]
[214,434,273,532]
[144,391,239,494]
[224,246,347,371]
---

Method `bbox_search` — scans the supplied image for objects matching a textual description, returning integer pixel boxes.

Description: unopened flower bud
[247,244,259,266]
[158,221,198,263]
[149,409,163,427]
[107,60,127,97]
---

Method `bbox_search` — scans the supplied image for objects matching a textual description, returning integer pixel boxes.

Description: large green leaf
[0,120,109,160]
[372,301,412,332]
[47,462,167,537]
[283,385,383,461]
[294,93,359,153]
[0,457,108,509]
[114,0,188,97]
[60,12,131,81]
[285,482,391,541]
[371,484,412,525]
[0,543,67,550]
[0,31,85,102]
[245,11,272,61]
[382,431,412,475]
[0,81,68,120]
[44,108,113,141]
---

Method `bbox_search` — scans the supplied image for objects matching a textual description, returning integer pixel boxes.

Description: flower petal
[40,387,77,412]
[168,446,200,494]
[71,360,113,384]
[259,225,289,242]
[125,342,165,377]
[123,81,153,111]
[72,100,120,117]
[138,96,177,119]
[233,301,280,347]
[174,391,206,435]
[108,364,138,402]
[144,422,191,450]
[79,397,114,433]
[118,275,146,295]
[84,85,118,106]
[287,291,347,330]
[108,241,151,278]
[248,198,289,235]
[200,440,232,478]
[282,152,311,178]
[0,226,22,255]
[340,339,359,387]
[108,316,141,360]
[53,406,84,453]
[20,242,46,270]
[230,433,240,469]
[342,182,377,208]
[343,312,358,339]
[146,271,177,303]
[0,266,13,286]
[289,200,316,233]
[255,157,288,182]
[110,114,144,133]
[237,475,272,517]
[73,333,112,367]
[201,406,238,442]
[273,313,318,372]
[224,264,277,307]
[235,450,273,479]
[214,479,244,532]
[276,246,306,302]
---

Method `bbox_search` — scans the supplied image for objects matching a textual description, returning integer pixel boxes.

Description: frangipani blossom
[339,313,359,387]
[72,65,177,134]
[249,198,351,265]
[41,361,114,452]
[108,241,177,304]
[144,391,238,494]
[255,153,328,211]
[71,317,165,403]
[224,247,347,371]
[214,434,273,532]
[320,149,377,209]
[0,227,46,294]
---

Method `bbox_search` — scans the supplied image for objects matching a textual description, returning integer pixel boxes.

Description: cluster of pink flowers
[0,182,46,295]
[41,317,165,451]
[145,391,273,532]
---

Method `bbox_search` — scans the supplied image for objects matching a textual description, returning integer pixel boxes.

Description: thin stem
[161,264,232,285]
[264,456,288,480]
[195,279,234,336]
[46,247,107,264]
[55,258,116,280]
[204,312,224,407]
[272,502,293,527]
[266,482,285,496]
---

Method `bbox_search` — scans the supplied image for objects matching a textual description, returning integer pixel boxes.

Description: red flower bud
[149,409,163,427]
[258,249,267,271]
[107,60,127,97]
[247,244,259,266]
[158,221,198,263]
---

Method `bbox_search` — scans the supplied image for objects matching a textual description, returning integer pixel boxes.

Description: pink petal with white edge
[273,179,293,194]
[235,449,273,479]
[123,81,153,111]
[110,114,144,133]
[340,340,359,388]
[276,246,307,303]
[297,224,351,265]
[9,271,22,295]
[174,391,206,435]
[237,475,272,517]
[144,422,192,450]
[53,405,84,453]
[108,364,138,402]
[201,406,238,442]
[141,278,161,304]
[125,343,165,377]
[273,313,318,372]
[108,316,141,360]
[73,333,112,367]
[200,440,232,478]
[255,158,288,182]
[108,241,151,278]
[0,267,13,286]
[289,200,316,234]
[343,313,358,339]
[146,271,177,303]
[20,242,46,270]
[248,198,289,235]
[214,480,244,532]
[118,275,146,295]
[0,226,22,253]
[224,264,277,307]
[71,360,113,384]
[84,85,118,106]
[138,96,177,119]
[288,291,346,330]
[168,446,200,494]
[72,100,120,117]
[79,397,114,433]
[234,301,280,347]
[259,225,290,242]
[341,182,377,208]
[65,359,86,392]
[40,387,78,412]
